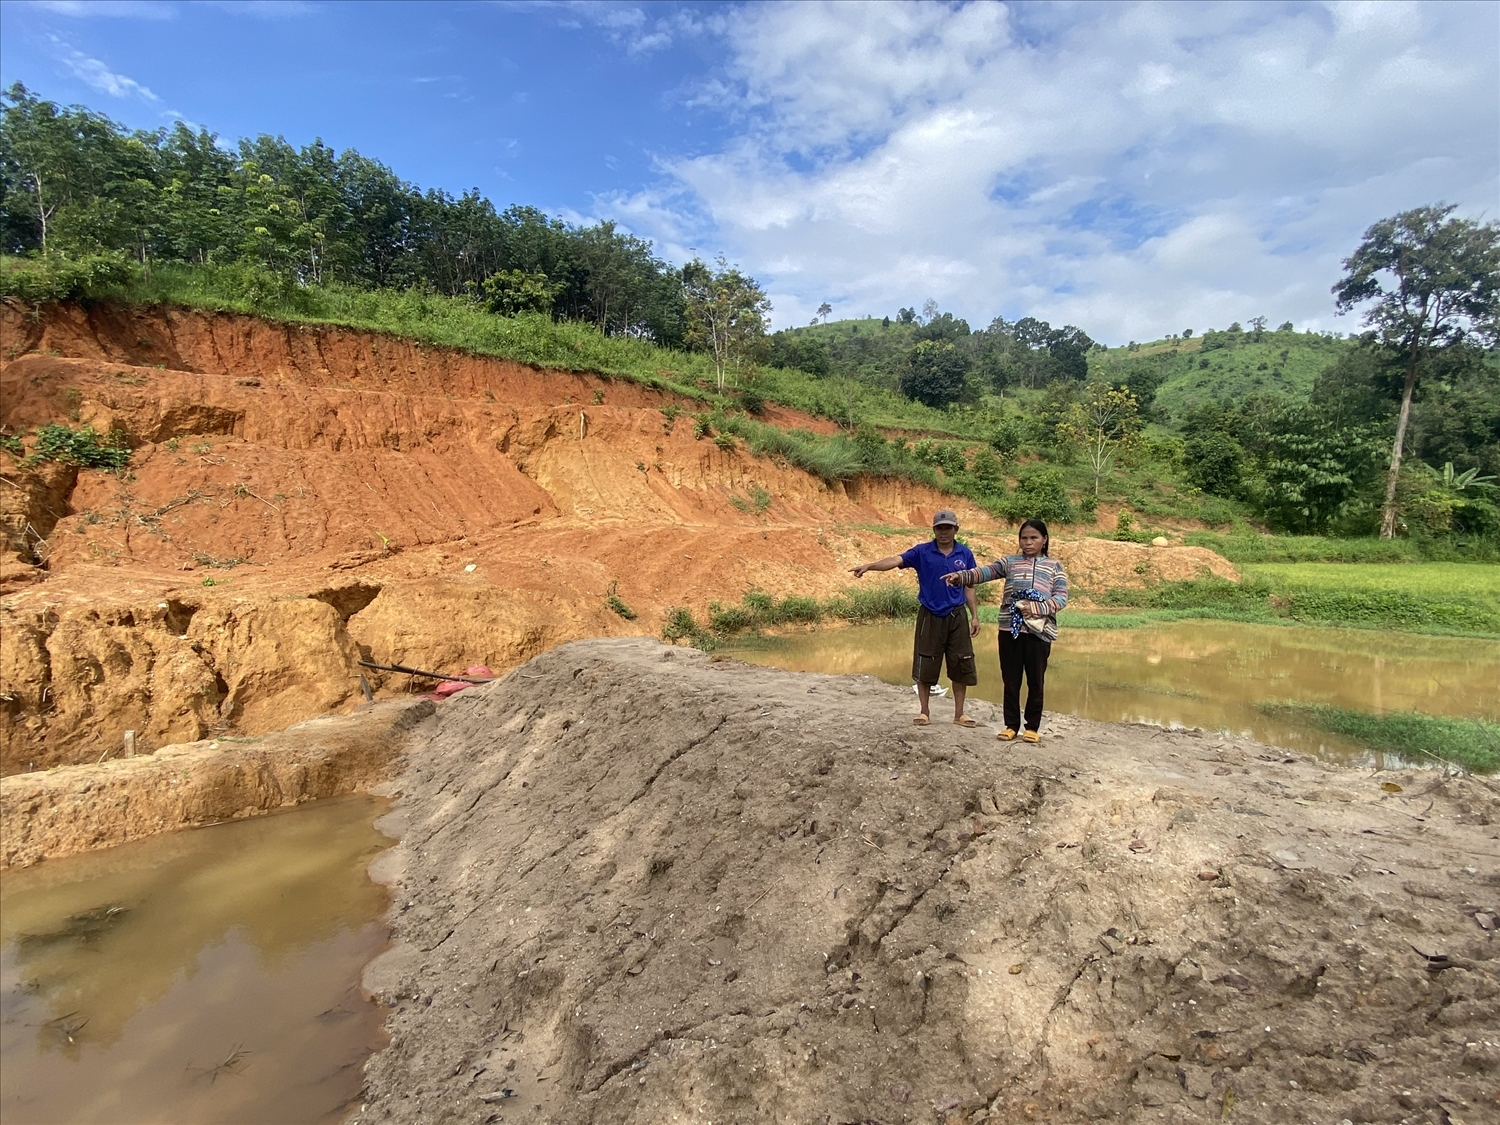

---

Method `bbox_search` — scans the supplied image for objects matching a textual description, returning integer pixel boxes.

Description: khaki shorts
[912,605,977,686]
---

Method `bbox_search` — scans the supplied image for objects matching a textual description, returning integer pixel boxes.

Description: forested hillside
[2,84,1496,552]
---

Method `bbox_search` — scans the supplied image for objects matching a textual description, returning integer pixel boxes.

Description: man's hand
[970,616,981,638]
[850,563,870,578]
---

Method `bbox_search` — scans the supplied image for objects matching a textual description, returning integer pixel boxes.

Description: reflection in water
[727,620,1500,765]
[0,795,391,1125]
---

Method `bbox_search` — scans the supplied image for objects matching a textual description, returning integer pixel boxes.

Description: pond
[0,795,392,1125]
[724,619,1500,766]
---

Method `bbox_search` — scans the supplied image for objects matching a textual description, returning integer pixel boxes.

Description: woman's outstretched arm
[944,560,1005,587]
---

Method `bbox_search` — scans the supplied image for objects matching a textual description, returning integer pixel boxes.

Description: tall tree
[1055,382,1142,498]
[1333,204,1500,537]
[683,255,771,391]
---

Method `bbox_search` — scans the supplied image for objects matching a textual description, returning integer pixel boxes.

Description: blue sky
[2,1,1497,343]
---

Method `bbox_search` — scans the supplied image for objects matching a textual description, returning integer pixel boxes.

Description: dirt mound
[1054,538,1239,592]
[358,639,1499,1125]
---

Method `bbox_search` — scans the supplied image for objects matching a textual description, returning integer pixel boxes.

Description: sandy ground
[356,639,1500,1125]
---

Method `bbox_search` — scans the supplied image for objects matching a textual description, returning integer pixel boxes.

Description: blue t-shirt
[900,540,976,616]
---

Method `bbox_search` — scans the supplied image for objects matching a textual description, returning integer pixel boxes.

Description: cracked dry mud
[358,639,1499,1125]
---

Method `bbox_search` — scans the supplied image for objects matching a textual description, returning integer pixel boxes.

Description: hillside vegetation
[2,84,1496,554]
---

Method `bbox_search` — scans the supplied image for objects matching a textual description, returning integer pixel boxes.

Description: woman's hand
[1018,601,1041,617]
[943,571,966,586]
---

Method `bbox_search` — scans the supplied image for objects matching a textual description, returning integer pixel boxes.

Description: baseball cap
[932,509,959,528]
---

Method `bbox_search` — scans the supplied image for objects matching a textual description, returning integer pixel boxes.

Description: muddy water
[0,795,392,1125]
[727,620,1500,764]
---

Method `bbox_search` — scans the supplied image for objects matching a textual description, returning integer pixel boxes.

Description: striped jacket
[953,554,1070,641]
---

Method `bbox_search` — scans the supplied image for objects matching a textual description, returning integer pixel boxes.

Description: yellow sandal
[997,728,1017,741]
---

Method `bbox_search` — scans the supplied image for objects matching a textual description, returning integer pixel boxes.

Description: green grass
[983,607,1290,629]
[1095,565,1500,637]
[1183,531,1498,564]
[1241,561,1500,598]
[667,584,924,649]
[1259,703,1500,772]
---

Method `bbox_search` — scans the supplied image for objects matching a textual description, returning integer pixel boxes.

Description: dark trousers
[999,632,1051,732]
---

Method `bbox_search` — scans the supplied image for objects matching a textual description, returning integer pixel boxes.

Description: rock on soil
[358,639,1499,1125]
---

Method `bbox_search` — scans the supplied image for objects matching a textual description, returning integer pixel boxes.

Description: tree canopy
[1333,203,1500,537]
[0,83,687,343]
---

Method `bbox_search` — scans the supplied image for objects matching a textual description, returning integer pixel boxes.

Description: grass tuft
[1259,703,1500,773]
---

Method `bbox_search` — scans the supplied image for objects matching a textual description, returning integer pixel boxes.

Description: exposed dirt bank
[357,639,1499,1125]
[2,301,1235,773]
[0,697,431,868]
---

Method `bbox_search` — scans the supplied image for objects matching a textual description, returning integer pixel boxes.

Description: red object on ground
[432,665,494,699]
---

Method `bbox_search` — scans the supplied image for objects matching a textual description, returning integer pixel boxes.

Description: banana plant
[1441,461,1497,493]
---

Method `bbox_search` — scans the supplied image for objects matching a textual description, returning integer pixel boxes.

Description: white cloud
[52,38,159,101]
[595,0,1499,341]
[519,1,715,56]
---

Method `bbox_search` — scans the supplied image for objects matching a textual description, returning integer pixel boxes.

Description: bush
[0,252,139,304]
[31,423,131,470]
[662,606,706,644]
[1001,466,1076,524]
[913,439,967,477]
[989,416,1024,459]
[969,447,1006,493]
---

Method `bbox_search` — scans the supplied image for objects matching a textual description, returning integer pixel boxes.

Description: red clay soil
[0,300,1235,774]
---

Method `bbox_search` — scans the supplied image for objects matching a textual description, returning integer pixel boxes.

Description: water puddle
[726,620,1500,765]
[1,795,392,1125]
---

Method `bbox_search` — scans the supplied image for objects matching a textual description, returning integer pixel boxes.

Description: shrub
[0,252,139,304]
[1001,467,1075,524]
[31,423,131,470]
[605,581,637,620]
[969,447,1006,493]
[661,606,705,644]
[989,416,1024,459]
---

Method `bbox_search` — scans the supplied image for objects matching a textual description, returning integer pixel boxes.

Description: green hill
[1090,328,1352,421]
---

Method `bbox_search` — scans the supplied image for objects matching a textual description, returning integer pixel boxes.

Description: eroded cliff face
[0,301,1236,773]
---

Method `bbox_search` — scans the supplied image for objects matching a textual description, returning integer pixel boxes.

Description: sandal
[954,715,978,728]
[997,728,1018,741]
[1022,730,1041,744]
[913,714,931,726]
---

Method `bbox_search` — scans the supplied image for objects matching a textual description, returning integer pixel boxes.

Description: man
[850,509,981,726]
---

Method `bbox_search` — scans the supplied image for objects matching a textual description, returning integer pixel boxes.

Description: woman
[944,519,1068,743]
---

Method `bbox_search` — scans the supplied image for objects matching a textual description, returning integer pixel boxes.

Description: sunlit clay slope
[0,301,1234,772]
